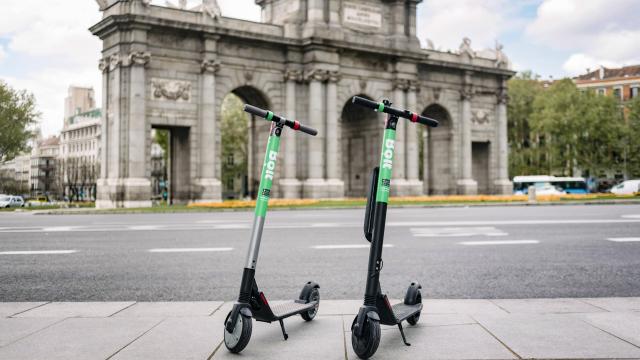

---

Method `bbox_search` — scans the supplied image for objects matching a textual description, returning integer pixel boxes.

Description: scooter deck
[390,303,422,323]
[271,300,317,319]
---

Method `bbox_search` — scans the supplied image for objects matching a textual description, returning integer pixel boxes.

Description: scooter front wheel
[351,316,381,359]
[224,311,252,353]
[301,287,320,321]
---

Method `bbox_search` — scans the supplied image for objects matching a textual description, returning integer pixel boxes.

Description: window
[632,86,639,99]
[597,88,606,96]
[613,87,622,101]
[227,154,234,165]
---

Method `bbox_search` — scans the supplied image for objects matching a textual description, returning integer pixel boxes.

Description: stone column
[303,69,329,198]
[193,57,222,203]
[456,71,478,195]
[390,79,410,196]
[405,81,423,195]
[96,58,111,209]
[325,70,344,197]
[279,69,302,198]
[124,50,152,208]
[494,81,512,194]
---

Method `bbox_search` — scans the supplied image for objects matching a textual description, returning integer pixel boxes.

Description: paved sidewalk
[1,298,640,359]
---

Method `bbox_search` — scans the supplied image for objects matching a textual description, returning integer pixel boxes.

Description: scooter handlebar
[243,104,317,136]
[351,96,439,128]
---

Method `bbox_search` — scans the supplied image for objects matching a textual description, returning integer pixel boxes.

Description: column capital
[108,54,122,71]
[98,58,109,73]
[128,51,151,67]
[304,68,329,82]
[201,59,221,74]
[497,89,508,104]
[392,78,410,91]
[328,70,341,83]
[460,87,475,101]
[408,79,421,92]
[284,69,303,82]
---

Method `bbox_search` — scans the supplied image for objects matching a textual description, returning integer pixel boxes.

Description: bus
[513,176,589,195]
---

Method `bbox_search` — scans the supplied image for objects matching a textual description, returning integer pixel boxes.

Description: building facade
[30,136,60,198]
[574,65,640,104]
[91,0,514,208]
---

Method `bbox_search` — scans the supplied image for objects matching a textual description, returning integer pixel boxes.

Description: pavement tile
[0,317,161,360]
[0,317,63,347]
[577,312,640,347]
[0,302,48,317]
[345,320,515,360]
[111,310,227,360]
[318,299,362,316]
[491,298,604,314]
[581,297,640,312]
[212,316,345,360]
[14,301,135,318]
[423,299,508,315]
[114,301,223,317]
[474,313,640,359]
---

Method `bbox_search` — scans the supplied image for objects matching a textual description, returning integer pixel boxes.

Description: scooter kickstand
[398,323,411,346]
[278,319,289,341]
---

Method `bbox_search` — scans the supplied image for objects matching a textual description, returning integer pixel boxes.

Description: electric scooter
[223,104,320,353]
[349,96,439,359]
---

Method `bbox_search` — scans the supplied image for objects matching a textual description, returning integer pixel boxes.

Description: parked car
[514,182,566,196]
[0,195,25,208]
[610,180,640,195]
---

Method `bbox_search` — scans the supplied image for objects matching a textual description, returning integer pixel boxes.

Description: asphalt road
[1,204,640,301]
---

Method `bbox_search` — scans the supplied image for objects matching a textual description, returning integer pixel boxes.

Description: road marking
[312,244,394,249]
[0,250,77,255]
[411,226,507,237]
[607,237,640,242]
[622,214,640,219]
[148,247,233,253]
[389,219,640,227]
[42,226,74,232]
[129,225,161,230]
[458,240,539,246]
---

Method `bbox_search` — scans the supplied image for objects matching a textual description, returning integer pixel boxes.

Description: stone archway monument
[92,0,515,208]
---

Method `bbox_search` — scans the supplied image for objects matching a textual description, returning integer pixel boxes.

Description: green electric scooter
[350,96,439,359]
[223,104,320,353]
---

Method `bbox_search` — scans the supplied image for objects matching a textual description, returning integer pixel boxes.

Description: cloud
[562,54,623,76]
[150,0,260,21]
[527,0,640,74]
[417,0,531,51]
[0,45,6,62]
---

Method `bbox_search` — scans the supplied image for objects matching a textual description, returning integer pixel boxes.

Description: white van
[610,180,640,195]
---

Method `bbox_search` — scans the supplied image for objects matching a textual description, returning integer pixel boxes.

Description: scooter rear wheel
[224,311,252,353]
[301,287,320,321]
[351,316,381,359]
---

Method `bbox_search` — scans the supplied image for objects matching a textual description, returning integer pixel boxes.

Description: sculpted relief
[151,78,192,102]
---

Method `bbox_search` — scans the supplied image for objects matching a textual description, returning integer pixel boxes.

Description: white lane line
[0,250,77,255]
[622,214,640,219]
[129,225,161,230]
[411,226,507,237]
[312,244,394,249]
[42,226,74,232]
[389,219,640,226]
[607,237,640,242]
[458,240,539,246]
[148,247,233,253]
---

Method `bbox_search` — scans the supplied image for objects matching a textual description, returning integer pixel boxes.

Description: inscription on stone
[343,2,382,28]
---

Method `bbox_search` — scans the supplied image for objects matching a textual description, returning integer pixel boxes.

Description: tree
[507,71,544,175]
[0,81,39,160]
[220,94,248,199]
[627,97,640,177]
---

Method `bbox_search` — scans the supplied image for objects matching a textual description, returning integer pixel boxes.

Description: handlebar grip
[416,114,439,127]
[295,122,318,136]
[352,96,381,111]
[243,104,269,118]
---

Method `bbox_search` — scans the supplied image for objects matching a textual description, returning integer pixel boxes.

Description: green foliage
[220,93,248,198]
[627,97,640,177]
[508,76,627,178]
[153,128,170,162]
[0,81,39,160]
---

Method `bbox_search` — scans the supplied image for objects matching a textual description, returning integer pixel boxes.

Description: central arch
[340,94,383,197]
[422,104,453,195]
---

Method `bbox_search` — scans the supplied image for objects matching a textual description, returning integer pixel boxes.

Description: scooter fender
[353,306,380,337]
[225,303,253,333]
[298,281,320,302]
[403,281,423,305]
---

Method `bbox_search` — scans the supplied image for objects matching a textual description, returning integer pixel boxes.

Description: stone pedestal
[279,178,302,199]
[457,178,478,195]
[493,179,513,195]
[96,178,152,208]
[326,178,345,199]
[190,178,222,203]
[303,178,331,199]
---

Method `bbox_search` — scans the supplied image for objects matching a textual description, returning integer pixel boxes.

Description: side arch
[422,103,454,194]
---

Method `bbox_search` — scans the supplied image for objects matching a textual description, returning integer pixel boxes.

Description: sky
[1,0,639,136]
